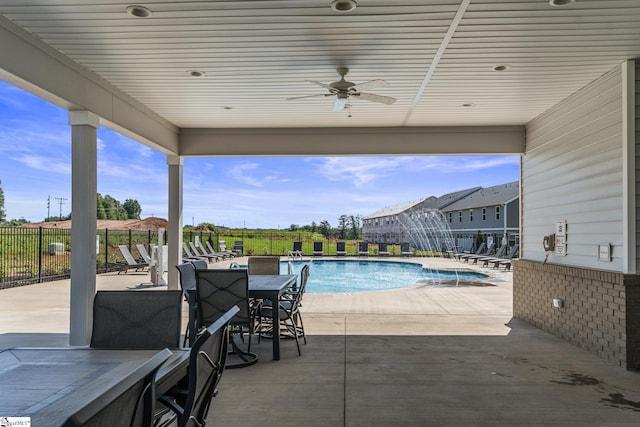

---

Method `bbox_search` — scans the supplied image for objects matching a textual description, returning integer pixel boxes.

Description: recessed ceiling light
[549,0,575,6]
[187,70,206,77]
[331,0,357,13]
[126,5,152,18]
[462,103,474,107]
[222,106,233,110]
[492,64,511,72]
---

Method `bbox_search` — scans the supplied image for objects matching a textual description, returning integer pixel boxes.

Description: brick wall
[513,259,640,370]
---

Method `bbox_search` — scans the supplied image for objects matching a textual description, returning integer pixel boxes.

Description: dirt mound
[22,217,168,231]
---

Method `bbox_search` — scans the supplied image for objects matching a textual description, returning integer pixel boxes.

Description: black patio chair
[248,256,280,275]
[336,241,346,256]
[64,349,172,427]
[90,290,182,350]
[195,269,258,368]
[158,306,238,427]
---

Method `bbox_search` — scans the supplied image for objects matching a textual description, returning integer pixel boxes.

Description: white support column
[68,110,100,345]
[622,60,636,274]
[167,155,183,290]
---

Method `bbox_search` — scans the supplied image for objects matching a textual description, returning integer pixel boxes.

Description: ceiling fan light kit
[286,67,396,114]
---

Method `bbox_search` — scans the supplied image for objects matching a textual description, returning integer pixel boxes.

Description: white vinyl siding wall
[523,66,624,271]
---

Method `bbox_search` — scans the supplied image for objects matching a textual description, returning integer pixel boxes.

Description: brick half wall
[513,259,640,370]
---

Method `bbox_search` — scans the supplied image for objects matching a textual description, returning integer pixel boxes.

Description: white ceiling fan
[286,67,397,112]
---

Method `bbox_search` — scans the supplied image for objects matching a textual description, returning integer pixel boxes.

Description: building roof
[363,182,518,219]
[441,182,519,211]
[364,197,436,219]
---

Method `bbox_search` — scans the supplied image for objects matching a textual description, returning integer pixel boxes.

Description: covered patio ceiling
[1,0,640,156]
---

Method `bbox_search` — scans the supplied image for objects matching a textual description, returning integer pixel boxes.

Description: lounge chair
[400,243,413,257]
[206,241,234,259]
[288,241,303,258]
[358,242,370,256]
[117,245,149,274]
[190,241,222,262]
[463,243,495,264]
[336,241,347,256]
[474,243,507,265]
[456,242,486,262]
[483,245,519,270]
[378,243,390,256]
[313,241,323,256]
[182,242,206,262]
[233,240,244,255]
[135,243,152,264]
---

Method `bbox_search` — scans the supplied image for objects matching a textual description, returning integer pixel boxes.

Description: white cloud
[227,162,281,187]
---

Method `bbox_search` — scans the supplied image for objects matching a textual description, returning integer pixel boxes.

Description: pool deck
[2,256,639,426]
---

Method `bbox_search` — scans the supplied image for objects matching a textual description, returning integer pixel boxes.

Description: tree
[123,199,141,219]
[337,215,349,239]
[96,194,106,219]
[318,220,332,238]
[0,179,5,223]
[347,215,362,240]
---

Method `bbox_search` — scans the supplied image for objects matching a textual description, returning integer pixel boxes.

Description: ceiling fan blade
[305,80,336,91]
[286,93,330,101]
[355,92,397,105]
[351,79,389,91]
[333,97,347,112]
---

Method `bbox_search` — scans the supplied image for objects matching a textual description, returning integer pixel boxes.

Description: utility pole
[55,197,68,220]
[47,195,50,221]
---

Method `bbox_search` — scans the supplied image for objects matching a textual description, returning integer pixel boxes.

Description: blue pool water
[279,259,488,294]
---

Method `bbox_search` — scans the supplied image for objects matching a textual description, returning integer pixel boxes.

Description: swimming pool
[279,259,488,294]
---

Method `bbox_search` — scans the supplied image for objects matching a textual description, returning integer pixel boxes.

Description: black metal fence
[0,226,519,289]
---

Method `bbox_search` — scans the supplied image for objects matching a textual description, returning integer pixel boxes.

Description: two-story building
[362,182,519,252]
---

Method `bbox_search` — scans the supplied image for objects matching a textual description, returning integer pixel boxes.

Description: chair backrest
[119,245,141,266]
[477,242,487,254]
[313,242,323,252]
[298,263,310,295]
[183,242,196,258]
[400,243,411,253]
[292,241,302,252]
[359,242,368,252]
[336,241,345,252]
[90,291,182,349]
[482,243,495,256]
[493,243,508,258]
[379,243,388,252]
[176,263,197,296]
[135,244,152,264]
[190,242,204,256]
[64,349,172,427]
[178,306,238,427]
[195,269,250,329]
[505,244,520,259]
[233,241,243,252]
[190,259,208,270]
[248,256,280,275]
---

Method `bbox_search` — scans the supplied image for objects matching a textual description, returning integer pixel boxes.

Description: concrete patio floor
[1,256,639,426]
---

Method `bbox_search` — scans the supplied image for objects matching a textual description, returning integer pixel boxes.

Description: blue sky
[0,80,520,229]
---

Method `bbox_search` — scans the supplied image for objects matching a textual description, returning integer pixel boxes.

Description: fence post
[37,227,43,283]
[104,228,109,273]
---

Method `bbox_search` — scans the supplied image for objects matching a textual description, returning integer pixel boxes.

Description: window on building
[482,208,486,221]
[469,209,473,222]
[496,206,501,220]
[448,212,452,223]
[458,211,462,222]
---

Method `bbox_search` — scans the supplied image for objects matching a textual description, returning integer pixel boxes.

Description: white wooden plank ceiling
[1,0,639,128]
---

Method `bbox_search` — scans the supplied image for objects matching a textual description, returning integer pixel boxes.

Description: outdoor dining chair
[257,263,310,356]
[157,306,238,427]
[63,349,172,427]
[247,256,280,275]
[195,269,258,368]
[90,290,182,350]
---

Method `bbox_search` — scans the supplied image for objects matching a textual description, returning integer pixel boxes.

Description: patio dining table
[0,346,189,426]
[187,273,298,361]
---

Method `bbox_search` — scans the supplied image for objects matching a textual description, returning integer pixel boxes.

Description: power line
[55,197,68,219]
